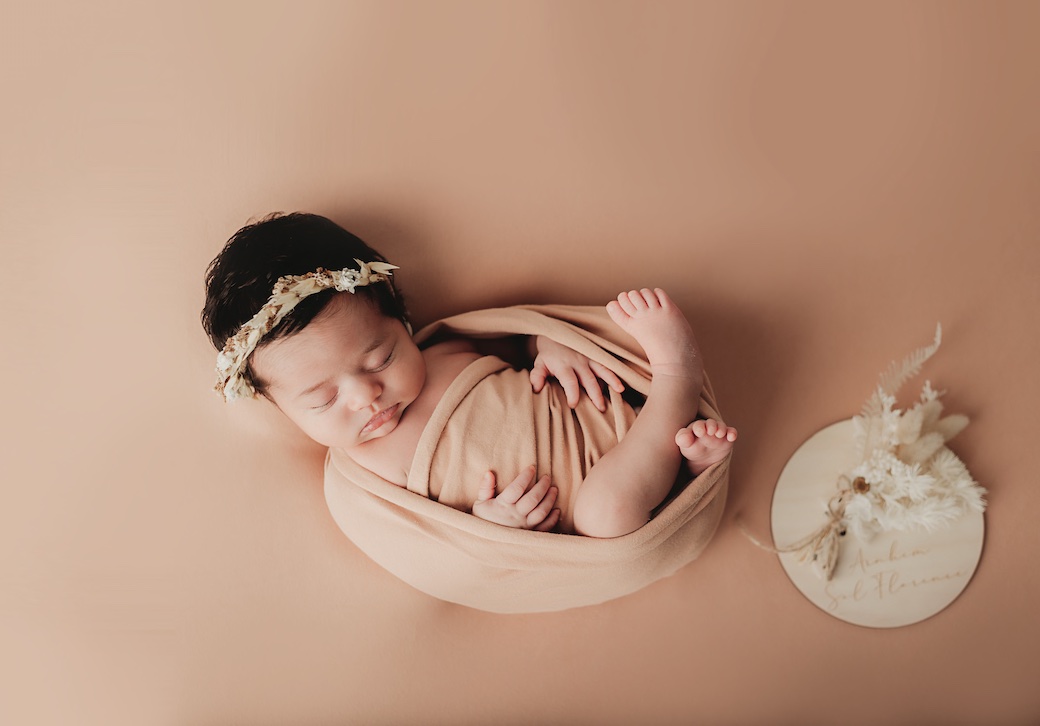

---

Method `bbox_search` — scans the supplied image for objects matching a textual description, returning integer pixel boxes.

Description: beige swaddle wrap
[324,304,729,613]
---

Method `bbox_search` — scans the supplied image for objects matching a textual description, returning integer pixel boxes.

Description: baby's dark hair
[201,212,408,395]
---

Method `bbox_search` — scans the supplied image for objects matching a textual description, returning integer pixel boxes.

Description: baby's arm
[472,465,560,532]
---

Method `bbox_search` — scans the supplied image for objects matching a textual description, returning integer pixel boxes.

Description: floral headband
[214,260,399,402]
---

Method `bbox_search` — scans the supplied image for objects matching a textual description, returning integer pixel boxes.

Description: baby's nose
[344,378,382,410]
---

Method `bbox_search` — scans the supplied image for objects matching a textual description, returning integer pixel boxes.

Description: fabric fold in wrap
[324,304,730,613]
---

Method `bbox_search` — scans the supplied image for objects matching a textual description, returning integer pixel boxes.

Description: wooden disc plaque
[771,419,985,628]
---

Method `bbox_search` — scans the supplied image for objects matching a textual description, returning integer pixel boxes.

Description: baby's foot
[676,418,737,475]
[605,289,698,378]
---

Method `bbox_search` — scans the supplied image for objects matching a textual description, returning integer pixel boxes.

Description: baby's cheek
[294,415,335,448]
[409,351,428,395]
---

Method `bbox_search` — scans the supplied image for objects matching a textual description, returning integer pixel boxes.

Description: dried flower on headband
[214,260,399,402]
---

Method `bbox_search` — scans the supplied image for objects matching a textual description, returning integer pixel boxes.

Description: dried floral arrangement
[779,325,987,580]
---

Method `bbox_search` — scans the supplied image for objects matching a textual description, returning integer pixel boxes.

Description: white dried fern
[860,323,942,453]
[879,323,942,395]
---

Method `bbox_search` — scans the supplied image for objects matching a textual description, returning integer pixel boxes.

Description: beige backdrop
[3,1,1038,723]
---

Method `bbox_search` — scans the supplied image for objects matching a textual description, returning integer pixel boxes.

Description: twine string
[739,476,852,580]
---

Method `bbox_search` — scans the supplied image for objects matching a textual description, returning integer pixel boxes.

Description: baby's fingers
[576,365,606,412]
[516,475,552,512]
[474,471,496,504]
[498,465,537,505]
[529,363,548,393]
[533,508,561,532]
[556,368,581,408]
[524,484,559,526]
[589,360,625,394]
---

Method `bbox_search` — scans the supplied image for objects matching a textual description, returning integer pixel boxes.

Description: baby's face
[250,293,425,451]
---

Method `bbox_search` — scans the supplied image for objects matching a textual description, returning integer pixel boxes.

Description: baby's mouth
[361,403,400,434]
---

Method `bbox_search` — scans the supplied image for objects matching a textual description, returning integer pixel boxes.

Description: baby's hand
[471,466,560,532]
[530,336,625,412]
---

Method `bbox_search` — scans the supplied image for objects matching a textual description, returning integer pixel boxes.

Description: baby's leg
[572,289,703,538]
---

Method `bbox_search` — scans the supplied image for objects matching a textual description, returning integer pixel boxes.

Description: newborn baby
[204,213,736,538]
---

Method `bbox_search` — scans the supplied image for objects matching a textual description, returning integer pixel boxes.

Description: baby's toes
[652,288,673,308]
[707,421,736,441]
[676,420,709,449]
[675,427,695,448]
[624,290,651,312]
[606,300,628,326]
[616,291,639,315]
[638,288,660,308]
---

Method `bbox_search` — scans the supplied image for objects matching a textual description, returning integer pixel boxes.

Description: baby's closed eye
[367,346,395,372]
[312,394,337,411]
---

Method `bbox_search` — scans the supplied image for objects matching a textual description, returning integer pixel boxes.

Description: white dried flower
[784,325,987,579]
[336,268,361,292]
